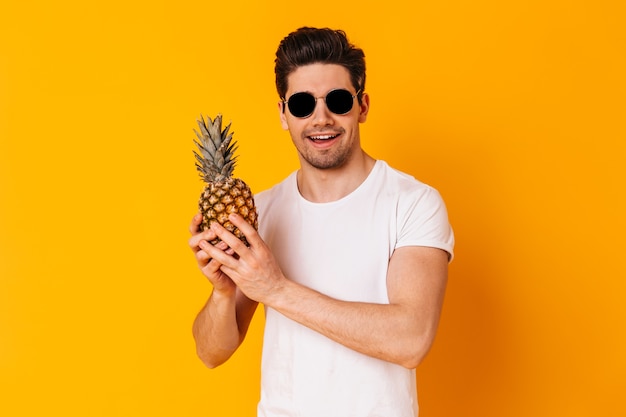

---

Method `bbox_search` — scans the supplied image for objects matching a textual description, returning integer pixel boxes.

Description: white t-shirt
[255,160,454,417]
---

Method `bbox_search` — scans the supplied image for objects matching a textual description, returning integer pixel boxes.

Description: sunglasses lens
[287,93,316,118]
[326,89,355,115]
[286,89,357,118]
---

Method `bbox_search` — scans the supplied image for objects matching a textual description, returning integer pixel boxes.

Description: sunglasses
[282,89,361,118]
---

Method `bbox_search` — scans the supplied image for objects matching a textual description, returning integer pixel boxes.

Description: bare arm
[189,214,258,368]
[202,214,449,369]
[269,246,447,368]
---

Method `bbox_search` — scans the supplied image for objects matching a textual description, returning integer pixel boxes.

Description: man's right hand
[188,213,237,295]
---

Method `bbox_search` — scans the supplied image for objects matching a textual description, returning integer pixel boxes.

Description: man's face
[279,63,369,171]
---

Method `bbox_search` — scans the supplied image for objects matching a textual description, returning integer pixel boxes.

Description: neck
[296,152,376,203]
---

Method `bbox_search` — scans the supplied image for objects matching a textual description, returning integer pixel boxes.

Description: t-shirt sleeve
[396,185,455,261]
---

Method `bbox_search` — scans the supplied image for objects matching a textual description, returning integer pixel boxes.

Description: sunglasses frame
[282,88,362,118]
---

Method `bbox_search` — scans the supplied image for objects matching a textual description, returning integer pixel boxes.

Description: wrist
[264,276,295,309]
[210,286,237,304]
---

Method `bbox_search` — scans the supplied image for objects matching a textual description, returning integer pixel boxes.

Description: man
[189,27,454,417]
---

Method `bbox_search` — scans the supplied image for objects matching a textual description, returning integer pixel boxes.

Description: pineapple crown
[193,114,238,183]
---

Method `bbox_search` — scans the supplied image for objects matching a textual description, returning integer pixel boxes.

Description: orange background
[1,1,624,416]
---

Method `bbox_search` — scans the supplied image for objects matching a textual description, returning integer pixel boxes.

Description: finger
[200,233,240,268]
[210,220,248,256]
[189,233,207,252]
[215,241,229,251]
[195,247,212,265]
[189,228,219,252]
[215,241,235,256]
[201,255,223,277]
[228,213,262,247]
[189,213,203,234]
[202,260,222,277]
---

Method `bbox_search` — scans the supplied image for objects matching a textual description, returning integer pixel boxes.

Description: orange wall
[1,1,624,416]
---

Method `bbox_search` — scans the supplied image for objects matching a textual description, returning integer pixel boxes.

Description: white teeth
[310,134,337,140]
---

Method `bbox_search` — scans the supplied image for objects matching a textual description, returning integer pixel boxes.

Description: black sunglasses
[282,89,361,118]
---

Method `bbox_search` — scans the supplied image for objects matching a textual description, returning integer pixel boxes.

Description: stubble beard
[297,127,357,170]
[299,141,354,170]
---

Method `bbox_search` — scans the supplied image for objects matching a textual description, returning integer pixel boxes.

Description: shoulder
[376,161,454,259]
[374,161,443,204]
[254,171,298,211]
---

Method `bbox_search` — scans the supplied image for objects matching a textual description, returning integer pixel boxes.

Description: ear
[358,93,370,123]
[278,101,289,130]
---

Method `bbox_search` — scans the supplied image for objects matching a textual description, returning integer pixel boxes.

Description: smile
[308,133,340,141]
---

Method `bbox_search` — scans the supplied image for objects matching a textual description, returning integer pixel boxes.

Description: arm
[202,214,449,369]
[189,214,258,368]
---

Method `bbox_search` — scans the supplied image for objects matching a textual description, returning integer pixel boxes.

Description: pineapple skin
[199,177,258,246]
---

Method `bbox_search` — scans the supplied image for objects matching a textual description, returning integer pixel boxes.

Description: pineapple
[193,114,258,246]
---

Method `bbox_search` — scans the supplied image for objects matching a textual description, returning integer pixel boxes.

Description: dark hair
[274,27,366,102]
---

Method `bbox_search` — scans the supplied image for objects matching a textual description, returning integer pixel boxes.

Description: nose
[311,98,334,127]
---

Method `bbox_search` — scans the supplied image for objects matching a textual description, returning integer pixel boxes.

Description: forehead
[286,63,352,95]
